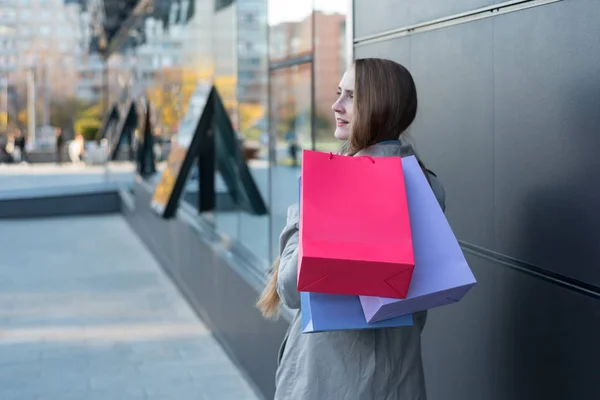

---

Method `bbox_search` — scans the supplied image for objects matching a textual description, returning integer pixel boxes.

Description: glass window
[211,2,241,243]
[268,0,312,61]
[237,0,269,266]
[268,65,309,259]
[314,0,349,152]
[39,25,51,35]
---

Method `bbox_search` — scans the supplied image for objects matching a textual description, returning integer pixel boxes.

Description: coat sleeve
[276,204,301,309]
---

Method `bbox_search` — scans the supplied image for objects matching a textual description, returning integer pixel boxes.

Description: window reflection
[268,65,308,259]
[238,0,270,265]
[212,1,240,242]
[96,0,349,269]
[268,0,313,60]
[313,0,348,152]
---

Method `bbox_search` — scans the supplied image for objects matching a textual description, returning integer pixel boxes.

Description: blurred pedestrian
[14,129,29,163]
[0,135,13,163]
[55,128,64,164]
[69,134,85,164]
[285,129,298,167]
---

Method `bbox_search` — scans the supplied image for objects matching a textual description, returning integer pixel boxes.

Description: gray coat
[274,142,446,400]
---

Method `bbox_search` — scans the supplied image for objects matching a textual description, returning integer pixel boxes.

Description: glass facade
[107,0,349,269]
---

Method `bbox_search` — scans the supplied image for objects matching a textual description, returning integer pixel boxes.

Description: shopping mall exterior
[94,1,599,398]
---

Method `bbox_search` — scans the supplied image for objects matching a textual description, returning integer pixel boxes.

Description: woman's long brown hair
[347,58,418,155]
[257,58,423,318]
[256,257,281,318]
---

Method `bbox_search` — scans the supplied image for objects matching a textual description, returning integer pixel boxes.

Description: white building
[75,8,105,104]
[0,2,17,75]
[0,1,17,130]
[11,0,87,109]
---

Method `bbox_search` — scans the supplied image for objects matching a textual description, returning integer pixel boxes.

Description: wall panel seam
[460,241,600,299]
[354,0,562,47]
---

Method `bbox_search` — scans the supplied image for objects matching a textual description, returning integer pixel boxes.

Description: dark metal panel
[355,1,600,399]
[0,192,121,219]
[409,19,495,248]
[354,0,495,38]
[423,253,600,400]
[490,255,600,400]
[422,254,501,400]
[493,0,600,287]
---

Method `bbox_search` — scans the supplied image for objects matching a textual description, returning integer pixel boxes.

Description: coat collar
[354,140,415,158]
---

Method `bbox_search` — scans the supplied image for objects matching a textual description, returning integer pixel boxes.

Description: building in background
[237,0,268,134]
[76,8,105,104]
[0,2,17,134]
[77,51,104,103]
[0,0,91,146]
[313,11,345,121]
[14,0,85,98]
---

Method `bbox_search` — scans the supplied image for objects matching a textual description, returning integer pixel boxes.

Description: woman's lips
[336,119,348,127]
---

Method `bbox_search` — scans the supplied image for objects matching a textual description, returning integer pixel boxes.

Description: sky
[268,0,348,25]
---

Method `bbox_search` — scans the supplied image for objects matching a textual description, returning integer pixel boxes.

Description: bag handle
[328,152,375,163]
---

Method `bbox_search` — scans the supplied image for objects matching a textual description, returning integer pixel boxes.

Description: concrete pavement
[0,215,260,400]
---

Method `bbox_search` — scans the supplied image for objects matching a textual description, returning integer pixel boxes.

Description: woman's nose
[332,99,344,113]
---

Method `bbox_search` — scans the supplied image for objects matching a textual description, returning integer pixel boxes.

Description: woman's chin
[334,128,349,141]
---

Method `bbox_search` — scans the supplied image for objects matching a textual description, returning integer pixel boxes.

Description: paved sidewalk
[0,216,260,400]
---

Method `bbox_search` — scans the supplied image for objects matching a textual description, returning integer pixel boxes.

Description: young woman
[258,58,446,400]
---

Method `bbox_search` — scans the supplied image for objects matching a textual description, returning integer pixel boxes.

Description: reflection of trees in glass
[239,102,265,140]
[66,101,112,141]
[146,67,198,137]
[9,79,94,139]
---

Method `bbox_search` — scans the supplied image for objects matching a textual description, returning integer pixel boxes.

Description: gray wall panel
[355,0,495,38]
[491,259,600,400]
[409,19,495,248]
[422,253,600,400]
[422,254,500,400]
[356,0,600,398]
[354,37,411,65]
[493,0,600,286]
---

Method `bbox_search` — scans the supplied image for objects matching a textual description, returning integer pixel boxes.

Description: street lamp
[24,55,37,148]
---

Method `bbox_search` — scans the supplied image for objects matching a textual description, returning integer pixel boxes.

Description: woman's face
[332,66,355,141]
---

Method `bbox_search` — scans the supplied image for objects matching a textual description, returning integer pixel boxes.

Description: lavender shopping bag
[301,292,413,333]
[359,156,476,323]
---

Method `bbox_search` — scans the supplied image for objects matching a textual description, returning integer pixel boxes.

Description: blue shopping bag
[301,292,413,333]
